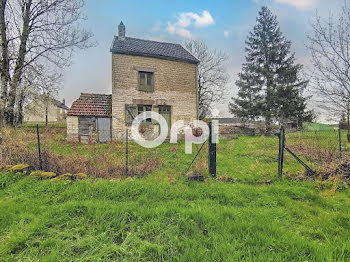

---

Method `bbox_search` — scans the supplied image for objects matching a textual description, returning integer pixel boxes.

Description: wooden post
[125,129,129,177]
[208,122,217,178]
[36,124,43,170]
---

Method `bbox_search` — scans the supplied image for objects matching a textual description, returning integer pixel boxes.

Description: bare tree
[185,39,229,119]
[0,0,94,126]
[307,1,350,136]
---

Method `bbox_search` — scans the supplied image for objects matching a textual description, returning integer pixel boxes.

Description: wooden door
[97,118,111,143]
[159,106,171,138]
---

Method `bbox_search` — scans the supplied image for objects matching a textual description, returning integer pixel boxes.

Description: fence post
[36,124,43,170]
[339,125,343,159]
[208,122,217,178]
[278,127,285,180]
[125,129,129,177]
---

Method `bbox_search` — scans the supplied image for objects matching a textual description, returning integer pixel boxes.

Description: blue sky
[61,0,343,121]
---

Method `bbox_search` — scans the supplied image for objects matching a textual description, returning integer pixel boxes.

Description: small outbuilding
[67,93,112,143]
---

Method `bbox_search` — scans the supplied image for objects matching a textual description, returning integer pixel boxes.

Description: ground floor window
[137,105,152,123]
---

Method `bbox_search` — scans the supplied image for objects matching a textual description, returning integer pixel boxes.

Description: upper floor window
[138,71,154,92]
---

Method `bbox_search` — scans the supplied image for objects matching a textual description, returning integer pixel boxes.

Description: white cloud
[166,10,214,38]
[224,30,230,38]
[166,22,192,38]
[274,0,316,9]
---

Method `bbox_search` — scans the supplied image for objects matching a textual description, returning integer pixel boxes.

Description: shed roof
[110,36,200,64]
[67,93,112,117]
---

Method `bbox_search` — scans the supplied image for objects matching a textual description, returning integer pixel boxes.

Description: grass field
[0,172,349,261]
[0,126,350,261]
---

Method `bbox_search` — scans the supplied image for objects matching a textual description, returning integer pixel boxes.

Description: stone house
[24,95,69,124]
[67,22,199,143]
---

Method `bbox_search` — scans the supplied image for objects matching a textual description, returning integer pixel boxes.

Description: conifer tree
[230,7,311,130]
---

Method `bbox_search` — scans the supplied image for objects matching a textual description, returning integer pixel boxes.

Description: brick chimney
[118,21,125,39]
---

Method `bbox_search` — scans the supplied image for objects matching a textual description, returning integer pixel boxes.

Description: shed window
[138,71,154,92]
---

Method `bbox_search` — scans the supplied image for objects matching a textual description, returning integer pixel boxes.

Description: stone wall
[111,54,198,141]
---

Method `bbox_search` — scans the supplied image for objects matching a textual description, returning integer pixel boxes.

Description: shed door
[159,106,171,138]
[97,118,111,143]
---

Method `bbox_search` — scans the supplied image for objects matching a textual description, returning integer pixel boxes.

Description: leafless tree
[186,39,229,119]
[307,1,350,135]
[0,0,94,126]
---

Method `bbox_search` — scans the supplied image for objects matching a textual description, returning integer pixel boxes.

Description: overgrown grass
[0,172,349,261]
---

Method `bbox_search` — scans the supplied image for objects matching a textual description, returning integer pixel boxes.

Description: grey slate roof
[110,36,200,64]
[52,98,69,111]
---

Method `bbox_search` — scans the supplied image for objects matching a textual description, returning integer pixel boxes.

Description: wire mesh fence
[0,123,348,182]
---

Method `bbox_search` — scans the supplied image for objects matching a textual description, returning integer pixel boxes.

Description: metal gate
[97,118,111,143]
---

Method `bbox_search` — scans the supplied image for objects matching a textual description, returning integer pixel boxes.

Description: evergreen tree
[229,6,310,130]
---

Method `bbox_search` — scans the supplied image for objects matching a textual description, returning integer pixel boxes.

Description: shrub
[29,171,56,179]
[53,173,88,181]
[8,164,30,172]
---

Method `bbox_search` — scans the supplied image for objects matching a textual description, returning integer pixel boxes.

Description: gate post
[339,125,343,159]
[278,127,285,180]
[125,129,129,177]
[208,122,217,178]
[36,124,43,171]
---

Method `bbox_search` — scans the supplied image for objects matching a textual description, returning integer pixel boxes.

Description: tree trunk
[5,0,32,126]
[15,90,26,127]
[347,105,350,142]
[0,0,9,128]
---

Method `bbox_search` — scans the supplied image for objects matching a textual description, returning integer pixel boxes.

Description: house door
[159,106,171,138]
[97,118,111,143]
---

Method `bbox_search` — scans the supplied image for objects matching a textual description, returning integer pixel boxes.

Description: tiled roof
[110,36,200,64]
[67,93,112,117]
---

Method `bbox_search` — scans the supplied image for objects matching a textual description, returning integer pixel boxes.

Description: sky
[61,0,344,122]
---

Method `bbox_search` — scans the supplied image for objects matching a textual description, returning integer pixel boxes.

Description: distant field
[22,123,67,128]
[303,122,335,131]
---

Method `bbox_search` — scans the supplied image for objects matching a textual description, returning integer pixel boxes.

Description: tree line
[0,0,93,127]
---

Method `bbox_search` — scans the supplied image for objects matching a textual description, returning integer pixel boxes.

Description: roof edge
[110,50,199,64]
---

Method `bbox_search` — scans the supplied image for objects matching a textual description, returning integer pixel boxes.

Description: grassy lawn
[0,172,349,261]
[0,127,350,261]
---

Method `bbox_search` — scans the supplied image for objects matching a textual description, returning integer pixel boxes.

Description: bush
[29,171,56,179]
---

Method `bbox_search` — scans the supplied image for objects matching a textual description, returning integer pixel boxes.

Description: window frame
[137,104,153,124]
[138,71,154,92]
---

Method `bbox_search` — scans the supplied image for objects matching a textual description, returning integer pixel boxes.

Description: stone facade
[25,98,68,124]
[111,53,198,141]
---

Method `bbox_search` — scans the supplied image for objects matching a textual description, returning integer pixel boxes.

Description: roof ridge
[111,36,199,64]
[80,92,112,96]
[125,36,182,47]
